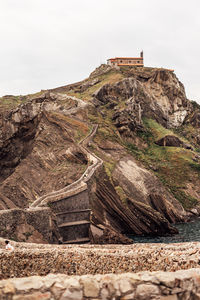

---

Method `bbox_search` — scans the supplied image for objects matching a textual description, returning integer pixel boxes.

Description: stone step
[58,220,90,228]
[62,238,90,244]
[58,221,90,241]
[56,210,91,225]
[56,209,91,216]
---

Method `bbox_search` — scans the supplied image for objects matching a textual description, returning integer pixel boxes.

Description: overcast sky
[0,0,200,102]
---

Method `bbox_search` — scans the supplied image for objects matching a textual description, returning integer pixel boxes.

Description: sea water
[129,217,200,243]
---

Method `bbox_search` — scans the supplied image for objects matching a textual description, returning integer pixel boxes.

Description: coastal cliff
[0,65,200,242]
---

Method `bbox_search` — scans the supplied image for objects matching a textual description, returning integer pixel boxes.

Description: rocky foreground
[1,268,200,300]
[0,241,200,299]
[1,240,200,279]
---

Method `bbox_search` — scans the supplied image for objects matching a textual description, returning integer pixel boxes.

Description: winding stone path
[30,93,103,243]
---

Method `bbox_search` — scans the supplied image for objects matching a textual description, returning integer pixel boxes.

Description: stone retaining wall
[0,208,60,244]
[0,242,200,298]
[1,268,200,299]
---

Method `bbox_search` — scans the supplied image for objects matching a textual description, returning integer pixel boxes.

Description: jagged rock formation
[112,156,186,224]
[93,69,192,135]
[90,167,179,236]
[0,64,200,243]
[155,135,193,149]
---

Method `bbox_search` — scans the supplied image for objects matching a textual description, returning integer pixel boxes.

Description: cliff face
[93,68,191,133]
[0,65,200,241]
[0,93,89,209]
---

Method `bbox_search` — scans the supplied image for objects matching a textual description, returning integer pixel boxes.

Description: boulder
[155,135,193,150]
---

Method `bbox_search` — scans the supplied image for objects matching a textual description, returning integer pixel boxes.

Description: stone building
[107,51,144,67]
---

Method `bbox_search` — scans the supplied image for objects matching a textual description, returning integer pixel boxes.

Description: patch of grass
[115,186,127,206]
[173,123,199,147]
[136,129,154,144]
[97,126,113,140]
[27,90,46,99]
[68,70,124,101]
[143,118,172,140]
[169,187,198,210]
[104,161,116,180]
[125,142,140,158]
[94,120,121,145]
[0,95,28,109]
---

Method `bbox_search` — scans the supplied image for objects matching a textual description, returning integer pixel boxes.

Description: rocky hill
[1,64,200,241]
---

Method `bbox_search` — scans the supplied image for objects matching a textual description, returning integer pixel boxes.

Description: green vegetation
[143,118,173,140]
[104,160,116,180]
[125,118,199,209]
[88,106,121,145]
[67,69,124,101]
[169,187,198,209]
[115,186,128,206]
[27,90,46,99]
[0,95,28,109]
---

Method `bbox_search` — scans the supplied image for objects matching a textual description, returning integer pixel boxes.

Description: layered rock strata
[93,69,192,132]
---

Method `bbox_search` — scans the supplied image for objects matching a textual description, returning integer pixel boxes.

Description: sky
[0,0,200,102]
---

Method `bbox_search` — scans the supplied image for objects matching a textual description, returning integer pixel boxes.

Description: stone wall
[0,207,60,244]
[0,242,200,298]
[0,242,200,280]
[1,269,200,299]
[50,187,89,215]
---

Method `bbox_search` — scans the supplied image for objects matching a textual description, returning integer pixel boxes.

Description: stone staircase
[57,211,91,244]
[30,94,103,244]
[49,184,91,244]
[58,221,90,244]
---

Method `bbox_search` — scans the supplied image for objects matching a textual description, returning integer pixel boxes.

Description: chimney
[140,51,143,58]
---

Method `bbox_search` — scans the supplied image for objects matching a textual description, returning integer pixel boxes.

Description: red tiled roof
[108,57,143,60]
[118,63,144,66]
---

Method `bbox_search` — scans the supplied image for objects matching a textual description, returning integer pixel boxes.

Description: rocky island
[1,64,200,299]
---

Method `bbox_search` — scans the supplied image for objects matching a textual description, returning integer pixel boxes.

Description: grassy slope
[67,69,124,101]
[0,95,27,110]
[126,119,199,209]
[0,91,47,110]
